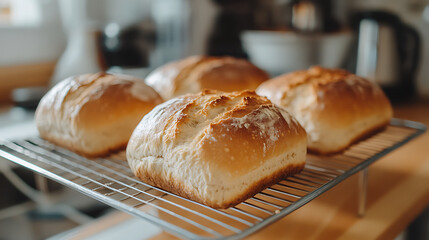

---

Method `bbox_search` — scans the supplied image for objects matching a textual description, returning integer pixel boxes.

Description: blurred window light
[10,0,42,26]
[423,5,429,23]
[105,22,120,38]
[0,0,10,24]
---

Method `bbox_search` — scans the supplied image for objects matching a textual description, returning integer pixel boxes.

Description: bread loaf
[256,66,393,154]
[35,73,163,157]
[145,56,269,100]
[126,90,306,209]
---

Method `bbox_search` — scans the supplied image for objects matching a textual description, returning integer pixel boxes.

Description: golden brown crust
[265,66,353,90]
[196,57,269,92]
[148,90,306,174]
[257,66,392,127]
[256,66,393,154]
[35,73,163,157]
[135,162,305,209]
[127,90,307,209]
[145,56,269,100]
[199,105,306,175]
[47,73,162,129]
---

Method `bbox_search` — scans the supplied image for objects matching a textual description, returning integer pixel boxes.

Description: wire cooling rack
[0,119,425,240]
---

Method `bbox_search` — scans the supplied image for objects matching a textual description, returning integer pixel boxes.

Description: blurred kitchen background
[1,0,429,104]
[0,0,429,239]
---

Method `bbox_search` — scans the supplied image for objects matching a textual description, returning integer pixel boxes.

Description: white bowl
[241,30,354,76]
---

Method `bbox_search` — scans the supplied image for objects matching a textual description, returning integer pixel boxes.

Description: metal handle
[355,19,379,81]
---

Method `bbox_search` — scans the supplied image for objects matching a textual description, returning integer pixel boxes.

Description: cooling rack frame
[0,118,426,240]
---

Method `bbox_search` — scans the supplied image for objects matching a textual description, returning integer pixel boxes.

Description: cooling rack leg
[358,168,368,217]
[35,173,49,193]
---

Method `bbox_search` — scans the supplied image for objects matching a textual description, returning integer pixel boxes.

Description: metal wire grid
[0,119,425,240]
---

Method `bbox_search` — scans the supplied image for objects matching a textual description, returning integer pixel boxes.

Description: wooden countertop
[243,103,429,240]
[66,100,429,240]
[0,62,55,103]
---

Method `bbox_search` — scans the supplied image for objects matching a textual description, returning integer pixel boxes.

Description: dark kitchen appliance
[352,10,421,102]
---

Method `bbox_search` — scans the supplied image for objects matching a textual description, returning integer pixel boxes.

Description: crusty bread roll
[145,55,269,100]
[35,73,163,157]
[256,66,393,154]
[126,90,306,209]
